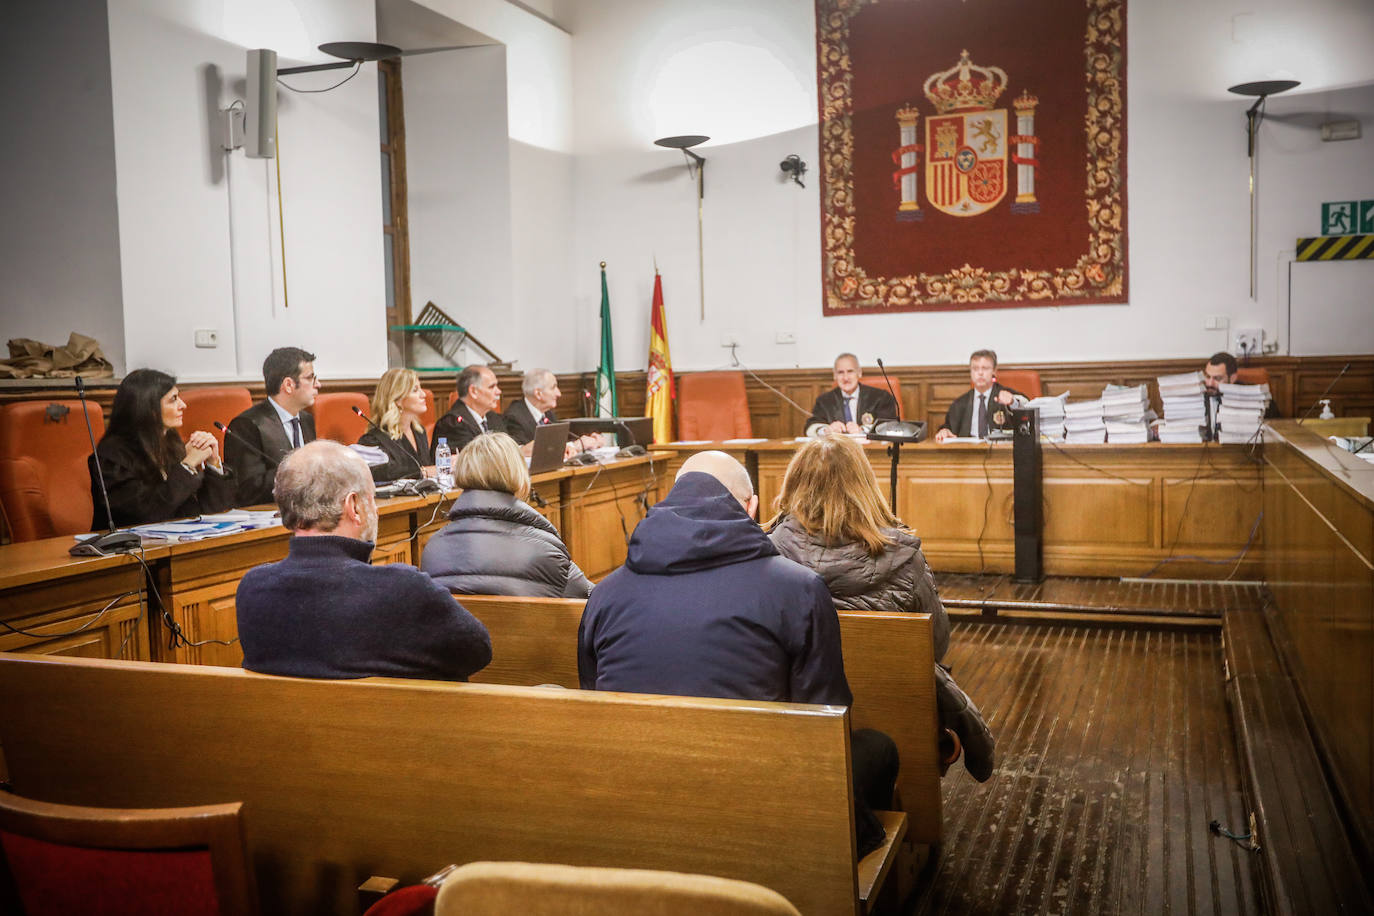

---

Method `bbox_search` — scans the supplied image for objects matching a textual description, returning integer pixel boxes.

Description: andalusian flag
[646,270,674,443]
[595,263,617,417]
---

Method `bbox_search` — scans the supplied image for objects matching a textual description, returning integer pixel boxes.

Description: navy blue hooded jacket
[577,472,853,705]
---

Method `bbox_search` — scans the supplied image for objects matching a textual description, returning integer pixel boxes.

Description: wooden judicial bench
[0,651,906,916]
[457,596,942,878]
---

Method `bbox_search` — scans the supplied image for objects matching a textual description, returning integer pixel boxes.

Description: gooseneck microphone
[1298,362,1352,424]
[214,420,281,469]
[350,406,435,489]
[875,358,903,421]
[70,376,142,557]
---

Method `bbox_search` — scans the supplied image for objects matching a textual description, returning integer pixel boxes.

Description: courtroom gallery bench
[458,594,942,904]
[0,651,904,916]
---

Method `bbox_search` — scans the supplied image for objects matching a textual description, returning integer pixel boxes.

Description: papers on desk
[1101,384,1151,443]
[1155,370,1205,443]
[1025,392,1068,441]
[128,510,282,542]
[349,444,390,467]
[1217,381,1270,443]
[722,438,768,444]
[1063,398,1106,443]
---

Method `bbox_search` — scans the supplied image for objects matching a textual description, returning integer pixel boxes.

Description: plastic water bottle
[435,438,453,490]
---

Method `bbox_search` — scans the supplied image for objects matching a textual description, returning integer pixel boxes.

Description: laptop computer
[528,420,571,474]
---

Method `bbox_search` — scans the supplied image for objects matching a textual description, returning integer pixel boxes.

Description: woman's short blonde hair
[370,368,424,439]
[452,432,531,502]
[767,434,900,555]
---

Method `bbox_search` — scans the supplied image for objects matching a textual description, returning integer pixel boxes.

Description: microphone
[70,376,142,557]
[350,406,433,485]
[581,389,594,418]
[215,420,281,469]
[1298,362,1351,424]
[875,358,903,421]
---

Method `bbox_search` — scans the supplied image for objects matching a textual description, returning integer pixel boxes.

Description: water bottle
[435,438,453,490]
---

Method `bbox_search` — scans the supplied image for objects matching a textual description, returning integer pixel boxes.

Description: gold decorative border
[818,0,1127,313]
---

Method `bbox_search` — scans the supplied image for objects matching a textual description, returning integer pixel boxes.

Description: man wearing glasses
[226,346,321,506]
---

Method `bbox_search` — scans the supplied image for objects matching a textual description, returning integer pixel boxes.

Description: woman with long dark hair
[89,369,236,529]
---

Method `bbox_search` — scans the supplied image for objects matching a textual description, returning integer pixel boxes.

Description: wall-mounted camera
[779,154,807,188]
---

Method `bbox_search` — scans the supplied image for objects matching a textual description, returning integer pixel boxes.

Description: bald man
[578,450,899,856]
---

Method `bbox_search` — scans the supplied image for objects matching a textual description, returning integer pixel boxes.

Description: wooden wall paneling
[561,458,664,581]
[0,555,150,662]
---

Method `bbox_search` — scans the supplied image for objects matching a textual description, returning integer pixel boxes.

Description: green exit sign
[1322,200,1374,235]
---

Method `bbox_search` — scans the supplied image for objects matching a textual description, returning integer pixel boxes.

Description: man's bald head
[677,450,756,516]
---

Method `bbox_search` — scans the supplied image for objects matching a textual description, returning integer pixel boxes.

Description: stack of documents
[1217,382,1270,443]
[129,510,281,542]
[1025,393,1068,441]
[1155,371,1206,443]
[1063,398,1106,443]
[1101,384,1151,443]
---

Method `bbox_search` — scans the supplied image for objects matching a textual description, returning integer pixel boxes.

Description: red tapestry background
[818,0,1128,314]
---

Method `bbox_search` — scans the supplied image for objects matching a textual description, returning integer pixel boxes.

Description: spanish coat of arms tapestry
[817,0,1128,314]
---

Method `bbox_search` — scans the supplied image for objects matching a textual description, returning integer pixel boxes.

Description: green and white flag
[596,263,617,417]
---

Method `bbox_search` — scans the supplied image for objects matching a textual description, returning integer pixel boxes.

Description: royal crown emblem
[891,50,1041,220]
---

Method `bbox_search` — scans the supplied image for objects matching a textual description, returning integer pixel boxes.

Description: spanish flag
[646,271,674,443]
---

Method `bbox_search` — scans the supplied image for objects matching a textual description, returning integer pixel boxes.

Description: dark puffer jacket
[769,514,995,781]
[421,489,593,598]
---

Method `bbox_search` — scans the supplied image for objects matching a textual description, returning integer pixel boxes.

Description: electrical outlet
[194,329,219,348]
[775,331,797,345]
[1233,328,1263,358]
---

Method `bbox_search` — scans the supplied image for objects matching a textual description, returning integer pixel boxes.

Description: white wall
[564,0,1374,374]
[1,1,126,372]
[405,45,516,362]
[105,0,387,382]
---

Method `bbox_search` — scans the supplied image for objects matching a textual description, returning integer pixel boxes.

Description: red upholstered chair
[0,400,103,541]
[0,793,259,915]
[312,392,370,444]
[994,369,1043,399]
[677,372,752,441]
[420,388,438,442]
[1235,367,1270,386]
[446,390,461,411]
[179,387,252,455]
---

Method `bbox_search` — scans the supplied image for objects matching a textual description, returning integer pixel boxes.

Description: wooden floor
[934,573,1268,619]
[908,621,1262,916]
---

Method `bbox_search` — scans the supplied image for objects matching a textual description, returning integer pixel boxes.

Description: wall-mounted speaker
[245,49,277,159]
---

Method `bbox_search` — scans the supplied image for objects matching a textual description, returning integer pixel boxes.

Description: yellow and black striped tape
[1296,234,1374,261]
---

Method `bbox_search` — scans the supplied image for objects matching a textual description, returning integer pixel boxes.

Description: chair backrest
[677,372,752,441]
[0,792,258,916]
[0,400,103,541]
[862,378,902,413]
[434,861,802,916]
[180,387,253,455]
[994,368,1043,398]
[312,392,370,444]
[1235,367,1270,386]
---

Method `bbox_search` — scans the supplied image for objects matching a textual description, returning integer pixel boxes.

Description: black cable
[128,548,239,650]
[0,590,141,640]
[975,440,993,576]
[1043,438,1153,486]
[277,62,362,94]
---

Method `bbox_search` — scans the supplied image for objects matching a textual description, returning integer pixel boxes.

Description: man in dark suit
[225,346,319,505]
[431,365,506,461]
[805,353,899,436]
[503,368,560,446]
[934,349,1025,442]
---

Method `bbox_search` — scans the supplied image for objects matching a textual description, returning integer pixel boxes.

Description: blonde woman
[359,369,435,482]
[766,434,995,781]
[421,432,592,598]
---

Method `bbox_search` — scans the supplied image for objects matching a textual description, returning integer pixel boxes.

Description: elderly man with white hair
[577,450,900,856]
[235,440,491,681]
[504,368,605,459]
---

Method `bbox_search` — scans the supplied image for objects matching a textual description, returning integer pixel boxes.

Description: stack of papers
[1101,384,1151,443]
[1063,398,1106,443]
[1025,393,1068,441]
[1217,382,1270,443]
[1155,371,1206,443]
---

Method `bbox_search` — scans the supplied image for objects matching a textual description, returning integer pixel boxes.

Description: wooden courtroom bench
[459,594,941,904]
[0,652,903,916]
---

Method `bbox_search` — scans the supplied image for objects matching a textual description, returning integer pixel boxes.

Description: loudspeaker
[1011,405,1044,583]
[245,49,277,159]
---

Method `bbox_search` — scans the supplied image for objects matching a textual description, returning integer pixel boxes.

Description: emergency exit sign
[1322,200,1374,235]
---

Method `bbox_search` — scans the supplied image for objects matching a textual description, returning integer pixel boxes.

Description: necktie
[290,416,302,448]
[842,396,854,424]
[977,394,988,439]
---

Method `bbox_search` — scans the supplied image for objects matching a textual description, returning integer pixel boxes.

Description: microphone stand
[350,406,438,493]
[70,376,142,556]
